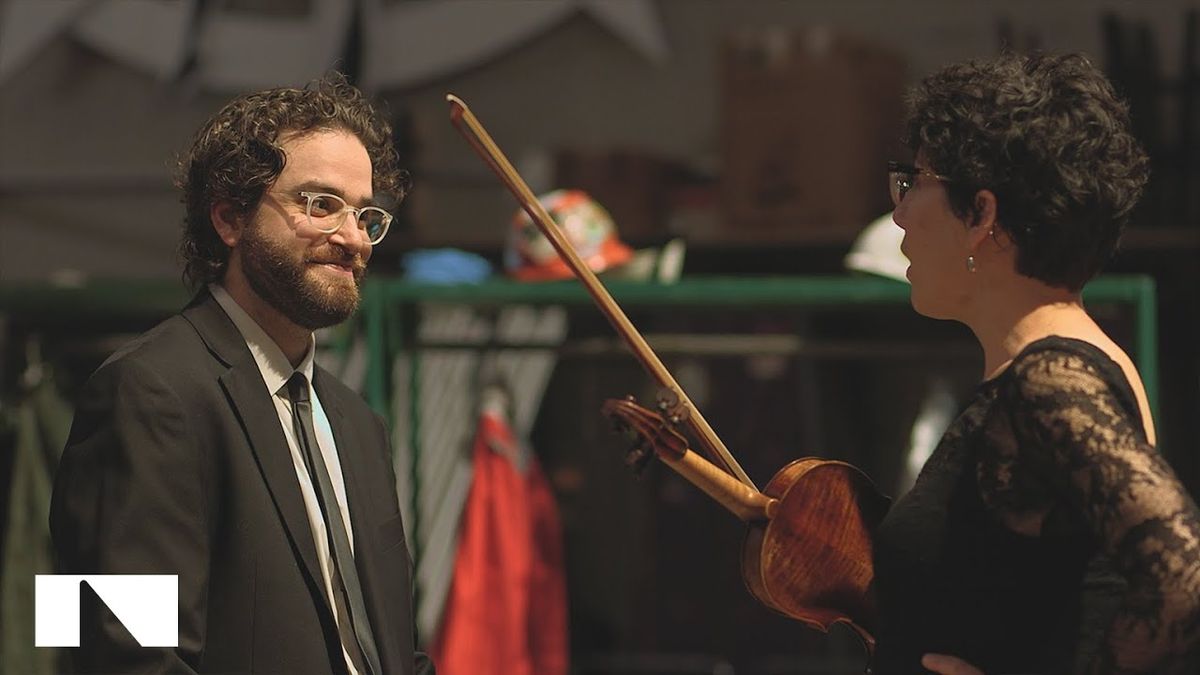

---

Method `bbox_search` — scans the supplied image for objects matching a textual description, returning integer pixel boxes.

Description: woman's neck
[963,277,1087,380]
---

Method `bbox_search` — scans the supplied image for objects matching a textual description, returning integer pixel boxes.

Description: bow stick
[446,94,755,490]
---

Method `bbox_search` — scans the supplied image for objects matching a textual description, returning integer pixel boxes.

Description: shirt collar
[209,283,315,395]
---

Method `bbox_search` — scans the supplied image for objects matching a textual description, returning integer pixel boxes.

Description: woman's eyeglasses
[887,161,953,206]
[299,191,393,245]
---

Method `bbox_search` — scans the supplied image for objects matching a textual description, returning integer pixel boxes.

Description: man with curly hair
[50,73,434,675]
[873,53,1200,674]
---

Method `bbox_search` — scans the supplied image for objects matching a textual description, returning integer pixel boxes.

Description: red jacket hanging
[430,410,568,675]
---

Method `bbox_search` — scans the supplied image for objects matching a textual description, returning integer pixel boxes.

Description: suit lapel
[182,292,327,612]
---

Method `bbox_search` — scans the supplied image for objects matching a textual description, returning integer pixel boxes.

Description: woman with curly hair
[873,53,1200,674]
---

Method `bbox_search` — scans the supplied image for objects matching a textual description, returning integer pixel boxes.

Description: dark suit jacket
[50,290,434,675]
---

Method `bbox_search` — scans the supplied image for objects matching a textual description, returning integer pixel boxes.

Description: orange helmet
[505,189,633,281]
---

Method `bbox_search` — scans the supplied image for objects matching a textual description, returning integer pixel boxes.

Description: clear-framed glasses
[299,191,393,245]
[887,160,954,206]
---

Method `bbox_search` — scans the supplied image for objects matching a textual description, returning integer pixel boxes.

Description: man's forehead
[276,129,374,202]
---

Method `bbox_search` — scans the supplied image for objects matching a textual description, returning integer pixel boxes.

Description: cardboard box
[721,27,906,242]
[554,149,675,243]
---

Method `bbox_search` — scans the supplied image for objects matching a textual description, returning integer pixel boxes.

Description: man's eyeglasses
[299,191,393,245]
[887,161,953,206]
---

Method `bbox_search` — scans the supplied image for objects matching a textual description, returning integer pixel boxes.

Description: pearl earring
[966,256,977,273]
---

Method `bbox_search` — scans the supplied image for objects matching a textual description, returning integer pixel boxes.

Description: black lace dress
[871,337,1200,674]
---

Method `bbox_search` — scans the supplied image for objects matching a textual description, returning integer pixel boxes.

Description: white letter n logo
[35,575,178,647]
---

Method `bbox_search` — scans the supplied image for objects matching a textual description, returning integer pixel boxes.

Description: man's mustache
[307,244,367,279]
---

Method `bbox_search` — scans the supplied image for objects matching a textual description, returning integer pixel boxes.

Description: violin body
[742,458,891,652]
[601,397,890,654]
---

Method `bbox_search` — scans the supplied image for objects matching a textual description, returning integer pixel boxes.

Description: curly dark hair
[904,52,1149,291]
[176,72,410,287]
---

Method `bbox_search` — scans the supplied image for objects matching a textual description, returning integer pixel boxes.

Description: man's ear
[210,201,245,247]
[966,189,998,252]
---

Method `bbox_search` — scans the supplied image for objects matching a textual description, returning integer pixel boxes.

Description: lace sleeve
[1004,347,1200,673]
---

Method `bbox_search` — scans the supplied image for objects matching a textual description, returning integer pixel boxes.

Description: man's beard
[240,223,367,330]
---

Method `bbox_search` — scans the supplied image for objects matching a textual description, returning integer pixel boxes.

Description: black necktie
[286,372,382,675]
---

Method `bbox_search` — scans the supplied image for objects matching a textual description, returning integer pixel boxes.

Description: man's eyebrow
[292,180,379,207]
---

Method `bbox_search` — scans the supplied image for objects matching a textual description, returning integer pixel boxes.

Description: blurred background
[1,1,1198,674]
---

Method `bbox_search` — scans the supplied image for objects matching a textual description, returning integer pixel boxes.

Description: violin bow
[447,94,756,490]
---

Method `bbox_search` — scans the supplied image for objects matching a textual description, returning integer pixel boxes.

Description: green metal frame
[0,274,1160,422]
[362,274,1159,423]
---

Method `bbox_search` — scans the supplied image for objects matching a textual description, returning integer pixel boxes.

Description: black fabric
[287,372,381,675]
[871,336,1200,674]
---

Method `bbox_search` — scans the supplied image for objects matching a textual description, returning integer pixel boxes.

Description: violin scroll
[602,396,689,467]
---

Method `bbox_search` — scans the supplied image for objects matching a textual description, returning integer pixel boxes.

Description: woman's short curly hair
[905,52,1149,291]
[176,72,410,287]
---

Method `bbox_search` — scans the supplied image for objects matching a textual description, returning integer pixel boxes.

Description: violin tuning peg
[672,404,690,424]
[655,388,680,410]
[623,444,653,476]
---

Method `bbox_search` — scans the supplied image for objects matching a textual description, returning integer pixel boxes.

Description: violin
[602,394,889,654]
[447,94,891,658]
